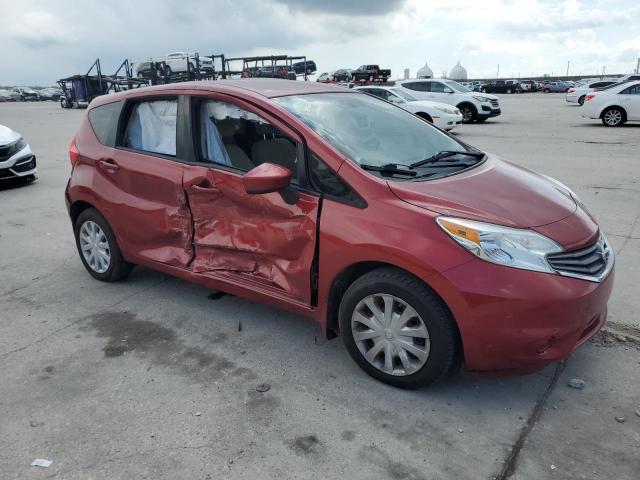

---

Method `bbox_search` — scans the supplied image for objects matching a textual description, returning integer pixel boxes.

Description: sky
[0,0,639,86]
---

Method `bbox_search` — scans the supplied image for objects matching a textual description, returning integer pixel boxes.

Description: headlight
[434,106,456,114]
[542,175,580,201]
[473,95,491,103]
[437,217,562,273]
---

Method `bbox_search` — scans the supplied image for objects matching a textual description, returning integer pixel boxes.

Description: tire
[578,95,585,106]
[458,104,477,123]
[164,66,172,76]
[339,267,459,389]
[543,88,550,93]
[74,208,133,282]
[601,107,625,127]
[506,88,512,94]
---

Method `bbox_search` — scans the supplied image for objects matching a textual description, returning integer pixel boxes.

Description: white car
[0,125,36,182]
[581,80,640,127]
[164,52,213,75]
[354,86,463,131]
[566,80,617,105]
[394,79,500,123]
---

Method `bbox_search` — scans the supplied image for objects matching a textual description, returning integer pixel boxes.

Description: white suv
[164,52,213,75]
[395,79,501,123]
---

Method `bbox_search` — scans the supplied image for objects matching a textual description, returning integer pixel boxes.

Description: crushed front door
[183,165,319,304]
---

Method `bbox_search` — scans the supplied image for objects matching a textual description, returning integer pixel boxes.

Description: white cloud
[0,0,638,85]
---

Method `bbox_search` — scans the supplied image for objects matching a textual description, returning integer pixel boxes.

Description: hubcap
[79,221,111,273]
[604,110,621,125]
[351,294,430,376]
[461,108,473,122]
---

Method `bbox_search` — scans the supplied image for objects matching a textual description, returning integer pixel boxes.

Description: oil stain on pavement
[86,310,256,383]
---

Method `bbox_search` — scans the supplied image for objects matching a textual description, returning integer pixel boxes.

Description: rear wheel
[601,107,625,127]
[578,95,586,106]
[543,88,550,93]
[339,267,459,389]
[506,88,512,94]
[74,208,133,282]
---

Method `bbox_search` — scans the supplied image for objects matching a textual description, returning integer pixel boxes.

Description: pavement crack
[0,276,168,360]
[495,360,567,480]
[616,210,640,257]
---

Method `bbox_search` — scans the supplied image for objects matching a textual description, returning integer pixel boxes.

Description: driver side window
[198,100,300,181]
[430,82,446,93]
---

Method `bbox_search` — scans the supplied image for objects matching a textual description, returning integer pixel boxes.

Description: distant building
[417,61,433,78]
[403,68,410,80]
[449,61,468,81]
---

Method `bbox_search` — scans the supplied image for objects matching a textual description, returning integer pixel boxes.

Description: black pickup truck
[352,64,391,82]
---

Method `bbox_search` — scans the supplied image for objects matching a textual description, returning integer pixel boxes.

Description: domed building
[417,61,433,79]
[449,61,467,81]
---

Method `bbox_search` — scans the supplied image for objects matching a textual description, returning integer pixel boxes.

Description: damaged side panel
[105,148,194,267]
[184,167,319,304]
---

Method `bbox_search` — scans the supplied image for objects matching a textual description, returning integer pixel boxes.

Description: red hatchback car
[65,80,614,388]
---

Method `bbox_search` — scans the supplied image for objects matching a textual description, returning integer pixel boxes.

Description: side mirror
[243,163,292,194]
[444,88,454,94]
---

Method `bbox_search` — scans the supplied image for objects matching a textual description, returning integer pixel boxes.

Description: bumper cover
[441,258,614,374]
[478,107,501,119]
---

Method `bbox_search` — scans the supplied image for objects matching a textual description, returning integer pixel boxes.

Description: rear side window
[123,99,177,156]
[88,101,122,147]
[403,82,430,92]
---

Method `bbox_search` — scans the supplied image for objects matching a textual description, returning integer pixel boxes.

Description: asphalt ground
[0,95,638,479]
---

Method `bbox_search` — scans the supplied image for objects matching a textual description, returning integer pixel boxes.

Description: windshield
[391,88,418,101]
[445,80,471,92]
[274,93,465,168]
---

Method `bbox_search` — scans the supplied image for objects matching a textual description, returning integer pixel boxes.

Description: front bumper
[0,144,36,180]
[437,113,464,130]
[478,105,501,119]
[441,257,614,374]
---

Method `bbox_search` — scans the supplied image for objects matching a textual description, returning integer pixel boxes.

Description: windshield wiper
[360,163,417,176]
[410,150,484,168]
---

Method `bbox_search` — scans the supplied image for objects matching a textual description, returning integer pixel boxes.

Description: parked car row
[317,64,391,84]
[0,86,63,102]
[579,79,640,127]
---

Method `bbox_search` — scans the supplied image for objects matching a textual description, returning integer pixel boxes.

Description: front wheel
[339,268,459,389]
[459,104,477,123]
[601,107,625,127]
[74,208,133,282]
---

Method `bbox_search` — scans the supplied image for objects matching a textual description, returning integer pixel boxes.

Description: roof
[206,79,350,97]
[89,78,352,109]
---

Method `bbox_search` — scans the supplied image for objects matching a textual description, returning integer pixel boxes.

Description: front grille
[490,99,499,108]
[547,236,611,279]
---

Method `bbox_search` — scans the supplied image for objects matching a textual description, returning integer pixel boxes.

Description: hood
[0,125,21,145]
[388,155,576,228]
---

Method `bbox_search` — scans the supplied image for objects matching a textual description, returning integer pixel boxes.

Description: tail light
[585,94,595,102]
[568,88,575,93]
[69,136,79,166]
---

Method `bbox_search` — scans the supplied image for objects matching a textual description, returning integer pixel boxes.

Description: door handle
[97,158,119,172]
[189,184,220,193]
